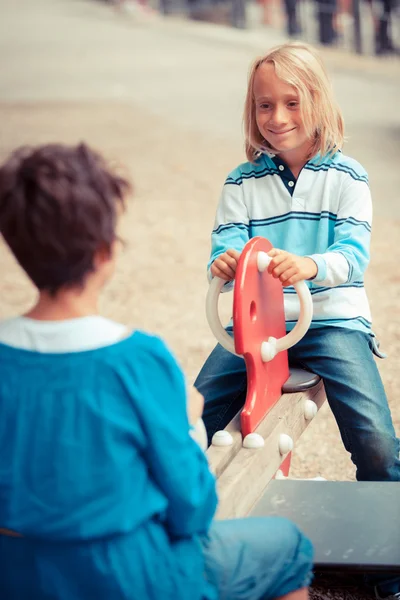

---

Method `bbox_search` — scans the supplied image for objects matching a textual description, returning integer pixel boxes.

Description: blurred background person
[315,0,338,45]
[365,0,399,54]
[282,0,301,35]
[110,0,158,17]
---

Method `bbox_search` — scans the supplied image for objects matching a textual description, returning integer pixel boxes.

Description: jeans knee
[267,517,313,563]
[355,432,400,481]
[262,517,314,595]
[271,516,299,545]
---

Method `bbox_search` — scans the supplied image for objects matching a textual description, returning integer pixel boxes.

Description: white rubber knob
[304,399,318,420]
[257,252,272,272]
[279,433,294,455]
[261,336,277,362]
[243,433,265,449]
[211,430,233,447]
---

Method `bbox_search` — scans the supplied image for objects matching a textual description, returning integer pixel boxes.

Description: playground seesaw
[205,237,400,576]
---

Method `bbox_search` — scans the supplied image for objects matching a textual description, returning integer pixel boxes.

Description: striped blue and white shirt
[209,150,373,334]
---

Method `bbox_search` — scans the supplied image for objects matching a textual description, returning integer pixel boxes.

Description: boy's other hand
[210,249,241,281]
[267,248,317,286]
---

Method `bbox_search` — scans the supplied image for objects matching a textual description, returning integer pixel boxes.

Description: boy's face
[253,63,312,159]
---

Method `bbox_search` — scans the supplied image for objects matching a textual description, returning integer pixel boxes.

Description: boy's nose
[270,105,288,126]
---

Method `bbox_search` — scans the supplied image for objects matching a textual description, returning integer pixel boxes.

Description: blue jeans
[195,327,400,481]
[201,518,313,600]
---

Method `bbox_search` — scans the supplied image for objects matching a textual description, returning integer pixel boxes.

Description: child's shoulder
[225,154,277,185]
[108,331,184,401]
[107,329,181,375]
[111,329,171,359]
[328,151,369,183]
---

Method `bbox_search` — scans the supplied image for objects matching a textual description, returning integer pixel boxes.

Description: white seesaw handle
[206,251,313,362]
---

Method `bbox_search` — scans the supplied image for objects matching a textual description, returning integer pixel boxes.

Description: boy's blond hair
[244,42,345,163]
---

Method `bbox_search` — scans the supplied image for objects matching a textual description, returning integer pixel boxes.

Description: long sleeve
[208,177,250,290]
[131,335,218,538]
[307,177,372,287]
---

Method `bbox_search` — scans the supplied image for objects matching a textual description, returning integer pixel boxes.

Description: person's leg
[283,0,300,35]
[260,0,274,25]
[194,327,247,445]
[289,327,400,481]
[201,517,313,600]
[315,0,337,44]
[376,0,396,52]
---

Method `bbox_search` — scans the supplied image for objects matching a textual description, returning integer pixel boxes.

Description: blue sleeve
[132,335,218,537]
[307,178,372,287]
[208,177,250,291]
[209,178,249,263]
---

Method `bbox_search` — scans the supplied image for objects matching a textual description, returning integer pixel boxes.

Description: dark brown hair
[0,143,130,295]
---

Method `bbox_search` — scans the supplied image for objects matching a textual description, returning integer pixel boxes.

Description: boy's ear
[93,243,114,268]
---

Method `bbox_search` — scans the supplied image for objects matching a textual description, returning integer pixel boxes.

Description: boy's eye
[288,101,299,108]
[259,103,271,110]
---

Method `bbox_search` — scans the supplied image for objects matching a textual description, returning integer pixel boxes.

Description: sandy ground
[0,0,399,597]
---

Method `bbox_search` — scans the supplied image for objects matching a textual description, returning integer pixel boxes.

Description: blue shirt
[210,151,373,334]
[0,331,217,599]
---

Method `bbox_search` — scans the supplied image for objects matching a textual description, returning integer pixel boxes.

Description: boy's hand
[267,248,317,287]
[187,387,204,424]
[210,249,241,281]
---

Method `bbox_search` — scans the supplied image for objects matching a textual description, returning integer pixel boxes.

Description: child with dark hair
[0,143,313,600]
